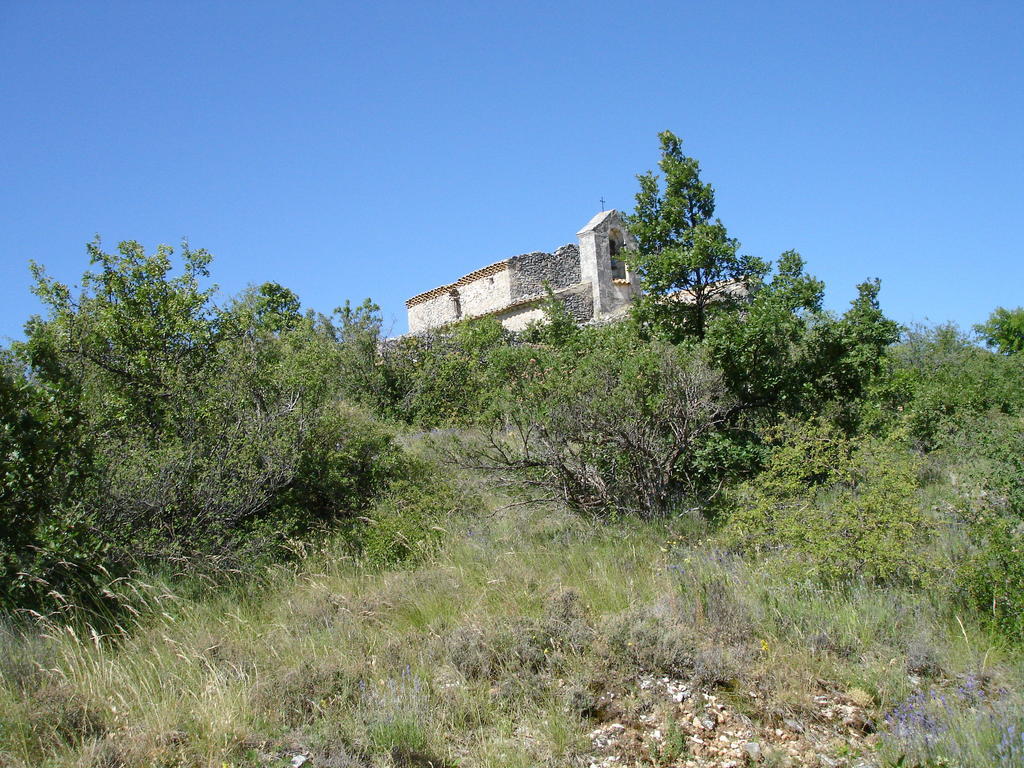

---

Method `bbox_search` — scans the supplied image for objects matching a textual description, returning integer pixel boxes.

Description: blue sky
[1,0,1021,341]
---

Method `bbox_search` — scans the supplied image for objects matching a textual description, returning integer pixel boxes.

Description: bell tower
[577,209,637,318]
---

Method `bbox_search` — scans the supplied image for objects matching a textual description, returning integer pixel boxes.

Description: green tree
[803,279,902,410]
[22,238,220,434]
[975,306,1024,355]
[13,241,402,573]
[707,250,825,411]
[332,298,389,409]
[0,238,438,611]
[224,281,304,335]
[625,131,767,340]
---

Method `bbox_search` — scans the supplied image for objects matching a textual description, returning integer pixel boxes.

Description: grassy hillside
[3,446,1022,768]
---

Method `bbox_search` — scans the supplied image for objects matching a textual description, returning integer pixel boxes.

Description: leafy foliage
[707,259,900,428]
[975,306,1024,355]
[0,353,99,608]
[521,284,579,347]
[803,279,902,409]
[23,239,220,432]
[3,131,1023,660]
[947,413,1024,640]
[468,323,739,516]
[355,465,466,568]
[2,242,419,609]
[706,250,825,412]
[886,324,1024,449]
[726,418,932,585]
[380,316,513,427]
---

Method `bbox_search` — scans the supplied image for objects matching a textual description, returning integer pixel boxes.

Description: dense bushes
[5,233,1022,644]
[0,243,430,611]
[467,323,740,516]
[939,412,1024,640]
[886,323,1024,449]
[706,254,901,425]
[419,252,902,521]
[725,418,931,584]
[381,316,513,427]
[356,469,465,568]
[1,351,99,609]
[381,272,1024,646]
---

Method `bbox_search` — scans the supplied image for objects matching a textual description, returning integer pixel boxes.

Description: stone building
[405,210,640,333]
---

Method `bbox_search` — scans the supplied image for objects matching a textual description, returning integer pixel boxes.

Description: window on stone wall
[450,289,462,319]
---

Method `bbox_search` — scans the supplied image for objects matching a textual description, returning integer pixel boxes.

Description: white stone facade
[405,210,639,333]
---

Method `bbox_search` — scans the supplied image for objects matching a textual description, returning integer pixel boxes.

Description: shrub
[271,403,406,533]
[0,353,104,610]
[2,244,430,610]
[79,333,401,565]
[354,463,466,568]
[957,510,1024,643]
[520,285,579,347]
[380,316,513,427]
[468,323,738,517]
[888,324,1024,450]
[726,418,932,584]
[600,606,695,678]
[949,414,1024,641]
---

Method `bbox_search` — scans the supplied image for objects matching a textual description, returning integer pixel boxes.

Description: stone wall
[494,303,547,333]
[508,244,581,301]
[407,262,513,333]
[458,267,513,317]
[407,291,459,333]
[495,284,594,331]
[559,283,594,323]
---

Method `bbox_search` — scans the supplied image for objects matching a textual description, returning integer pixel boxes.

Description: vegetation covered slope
[3,450,1024,768]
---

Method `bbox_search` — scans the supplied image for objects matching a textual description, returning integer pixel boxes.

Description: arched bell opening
[608,228,627,280]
